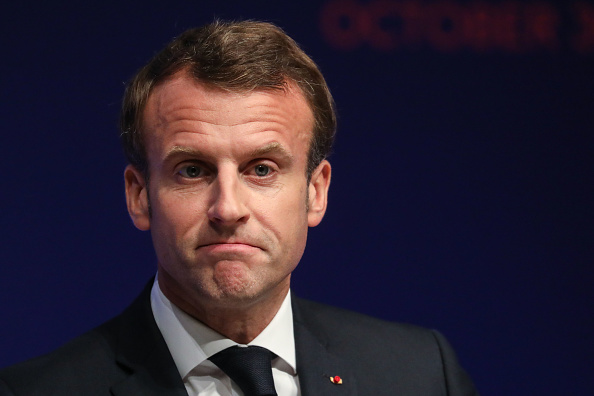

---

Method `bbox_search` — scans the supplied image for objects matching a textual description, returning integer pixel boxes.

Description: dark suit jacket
[0,281,479,395]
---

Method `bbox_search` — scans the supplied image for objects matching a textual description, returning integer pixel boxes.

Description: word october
[320,0,594,54]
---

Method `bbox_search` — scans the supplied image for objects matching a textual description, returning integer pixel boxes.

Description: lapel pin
[330,375,343,384]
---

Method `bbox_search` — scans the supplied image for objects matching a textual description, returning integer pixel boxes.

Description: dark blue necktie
[209,345,278,396]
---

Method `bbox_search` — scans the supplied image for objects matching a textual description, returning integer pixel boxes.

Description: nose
[207,169,250,225]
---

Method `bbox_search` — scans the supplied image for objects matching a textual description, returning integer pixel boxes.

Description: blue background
[1,1,592,394]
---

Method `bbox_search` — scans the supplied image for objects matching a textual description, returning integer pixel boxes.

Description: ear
[307,160,331,227]
[124,165,151,231]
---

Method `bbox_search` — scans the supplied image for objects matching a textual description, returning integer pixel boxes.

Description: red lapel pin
[330,375,343,384]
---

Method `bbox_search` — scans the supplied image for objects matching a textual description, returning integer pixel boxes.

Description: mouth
[199,241,257,248]
[197,241,262,253]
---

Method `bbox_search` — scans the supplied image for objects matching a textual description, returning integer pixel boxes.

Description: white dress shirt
[151,277,301,396]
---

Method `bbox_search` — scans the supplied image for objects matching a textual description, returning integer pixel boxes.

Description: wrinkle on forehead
[144,74,314,151]
[147,71,309,127]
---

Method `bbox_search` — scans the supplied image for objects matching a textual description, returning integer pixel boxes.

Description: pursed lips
[196,241,262,253]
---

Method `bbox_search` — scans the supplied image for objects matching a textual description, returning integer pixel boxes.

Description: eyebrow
[163,142,294,163]
[249,142,294,162]
[163,146,205,163]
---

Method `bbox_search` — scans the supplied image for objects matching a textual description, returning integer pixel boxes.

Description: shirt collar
[150,276,296,379]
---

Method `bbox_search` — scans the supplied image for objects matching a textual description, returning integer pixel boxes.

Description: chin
[211,262,259,298]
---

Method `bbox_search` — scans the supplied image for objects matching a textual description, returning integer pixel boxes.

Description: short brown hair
[120,20,336,179]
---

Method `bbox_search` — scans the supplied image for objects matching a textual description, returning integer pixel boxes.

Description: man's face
[124,73,330,314]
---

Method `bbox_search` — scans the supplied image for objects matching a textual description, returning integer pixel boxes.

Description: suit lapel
[108,283,358,395]
[110,280,188,396]
[293,298,357,396]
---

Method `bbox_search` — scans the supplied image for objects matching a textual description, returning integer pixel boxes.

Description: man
[0,21,479,395]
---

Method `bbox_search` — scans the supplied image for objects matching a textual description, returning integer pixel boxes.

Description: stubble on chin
[211,260,258,298]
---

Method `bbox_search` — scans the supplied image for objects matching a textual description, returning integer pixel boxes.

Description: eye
[254,164,270,177]
[178,165,202,178]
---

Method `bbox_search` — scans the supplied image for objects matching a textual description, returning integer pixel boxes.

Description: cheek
[152,188,206,236]
[262,188,309,243]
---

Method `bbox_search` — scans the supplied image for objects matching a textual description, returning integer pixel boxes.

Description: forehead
[142,73,314,149]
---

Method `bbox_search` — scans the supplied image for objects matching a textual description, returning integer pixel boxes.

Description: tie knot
[209,345,278,396]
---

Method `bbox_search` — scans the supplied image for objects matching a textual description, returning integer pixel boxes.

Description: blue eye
[254,164,270,176]
[179,165,202,178]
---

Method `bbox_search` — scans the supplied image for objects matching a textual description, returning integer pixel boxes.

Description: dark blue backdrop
[1,1,593,395]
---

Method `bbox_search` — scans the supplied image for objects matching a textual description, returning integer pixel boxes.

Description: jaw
[157,262,291,343]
